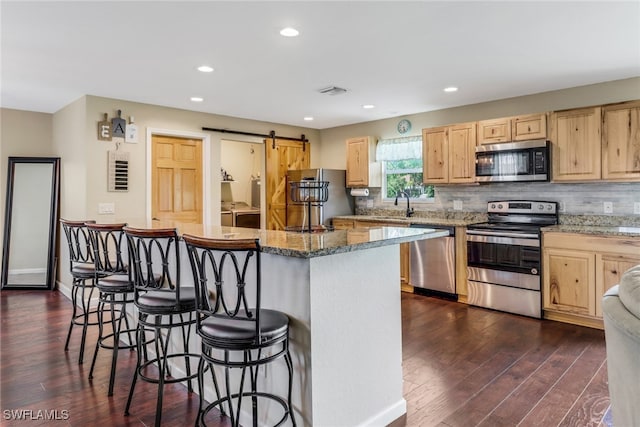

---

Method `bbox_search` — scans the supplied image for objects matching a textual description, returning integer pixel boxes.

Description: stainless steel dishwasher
[408,224,456,299]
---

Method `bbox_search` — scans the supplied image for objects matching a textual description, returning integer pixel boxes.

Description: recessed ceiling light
[280,27,299,37]
[197,65,214,73]
[444,87,458,92]
[190,97,204,102]
[303,116,314,121]
[362,104,376,109]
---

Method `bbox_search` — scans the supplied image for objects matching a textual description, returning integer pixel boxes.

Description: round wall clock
[397,119,411,134]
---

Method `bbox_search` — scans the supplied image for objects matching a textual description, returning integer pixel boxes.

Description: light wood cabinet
[478,113,547,145]
[543,231,640,329]
[346,136,381,188]
[422,126,448,183]
[595,253,640,317]
[602,100,640,181]
[512,113,547,141]
[332,218,355,230]
[544,248,595,316]
[422,122,476,184]
[550,107,602,182]
[478,118,512,144]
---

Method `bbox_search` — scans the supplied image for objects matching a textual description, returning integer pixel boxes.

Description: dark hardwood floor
[1,290,610,426]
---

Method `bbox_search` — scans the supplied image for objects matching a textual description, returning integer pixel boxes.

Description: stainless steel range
[466,200,558,318]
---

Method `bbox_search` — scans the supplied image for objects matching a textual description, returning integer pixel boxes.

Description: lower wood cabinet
[543,232,640,329]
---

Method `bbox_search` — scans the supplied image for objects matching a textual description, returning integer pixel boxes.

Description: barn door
[151,135,203,224]
[265,138,309,230]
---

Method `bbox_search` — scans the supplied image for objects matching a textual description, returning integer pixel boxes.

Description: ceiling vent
[318,86,347,96]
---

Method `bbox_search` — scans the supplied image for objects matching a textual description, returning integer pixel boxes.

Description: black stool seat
[200,309,288,348]
[97,273,134,292]
[71,263,102,279]
[136,287,197,314]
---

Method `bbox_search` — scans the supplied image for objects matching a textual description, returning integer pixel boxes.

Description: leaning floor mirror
[2,157,60,290]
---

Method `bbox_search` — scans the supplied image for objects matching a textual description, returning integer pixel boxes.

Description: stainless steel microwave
[475,139,549,182]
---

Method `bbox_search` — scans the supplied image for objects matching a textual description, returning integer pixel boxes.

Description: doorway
[220,139,264,206]
[148,131,210,224]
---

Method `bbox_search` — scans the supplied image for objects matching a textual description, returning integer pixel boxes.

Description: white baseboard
[356,399,407,427]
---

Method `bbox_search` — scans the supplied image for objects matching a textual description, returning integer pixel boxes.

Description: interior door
[265,138,309,230]
[152,135,203,224]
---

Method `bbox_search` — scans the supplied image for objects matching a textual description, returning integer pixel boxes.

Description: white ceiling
[2,1,639,129]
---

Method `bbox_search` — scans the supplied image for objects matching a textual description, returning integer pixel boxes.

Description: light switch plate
[453,200,463,211]
[98,202,115,214]
[558,201,566,212]
[634,202,640,215]
[366,199,373,208]
[603,202,613,214]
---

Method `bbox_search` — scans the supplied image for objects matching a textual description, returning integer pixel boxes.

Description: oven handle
[466,233,540,247]
[466,229,539,239]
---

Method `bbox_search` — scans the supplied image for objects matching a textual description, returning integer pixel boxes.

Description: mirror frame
[1,157,61,290]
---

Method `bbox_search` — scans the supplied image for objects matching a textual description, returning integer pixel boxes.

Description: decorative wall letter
[125,116,138,143]
[98,113,112,141]
[111,109,126,138]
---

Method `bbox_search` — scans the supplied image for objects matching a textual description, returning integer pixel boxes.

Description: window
[376,136,434,201]
[384,159,434,200]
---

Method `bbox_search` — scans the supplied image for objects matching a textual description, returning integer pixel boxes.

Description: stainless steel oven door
[466,233,540,275]
[466,231,542,318]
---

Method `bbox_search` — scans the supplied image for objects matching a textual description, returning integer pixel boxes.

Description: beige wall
[80,96,320,224]
[318,77,640,168]
[0,108,54,254]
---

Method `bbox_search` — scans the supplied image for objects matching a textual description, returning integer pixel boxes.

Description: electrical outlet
[98,202,115,214]
[634,202,640,215]
[453,200,463,211]
[603,202,613,214]
[366,199,374,208]
[558,201,566,212]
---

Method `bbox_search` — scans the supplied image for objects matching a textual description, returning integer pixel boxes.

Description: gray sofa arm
[603,279,640,427]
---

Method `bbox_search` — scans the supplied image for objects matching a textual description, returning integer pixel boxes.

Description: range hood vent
[318,86,347,96]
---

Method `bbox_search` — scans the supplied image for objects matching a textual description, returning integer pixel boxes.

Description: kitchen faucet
[394,191,414,217]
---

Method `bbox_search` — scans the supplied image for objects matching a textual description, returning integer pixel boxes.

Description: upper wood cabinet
[346,136,381,187]
[550,107,602,182]
[512,113,547,141]
[478,118,511,144]
[602,100,640,181]
[422,126,448,183]
[478,113,547,145]
[422,122,476,184]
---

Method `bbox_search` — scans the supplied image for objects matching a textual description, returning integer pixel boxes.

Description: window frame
[381,160,435,203]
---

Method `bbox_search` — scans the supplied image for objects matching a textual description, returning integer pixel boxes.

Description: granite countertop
[336,211,640,236]
[121,219,447,259]
[542,225,640,237]
[334,211,487,227]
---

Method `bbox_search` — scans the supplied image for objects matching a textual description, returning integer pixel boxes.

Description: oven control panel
[487,200,557,214]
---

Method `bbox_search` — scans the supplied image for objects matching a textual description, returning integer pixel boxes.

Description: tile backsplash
[356,182,640,217]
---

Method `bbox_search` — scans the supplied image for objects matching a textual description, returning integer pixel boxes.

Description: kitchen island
[118,221,447,427]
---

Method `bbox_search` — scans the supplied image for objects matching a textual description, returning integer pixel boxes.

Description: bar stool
[60,219,101,364]
[123,226,199,427]
[85,222,137,396]
[182,234,296,427]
